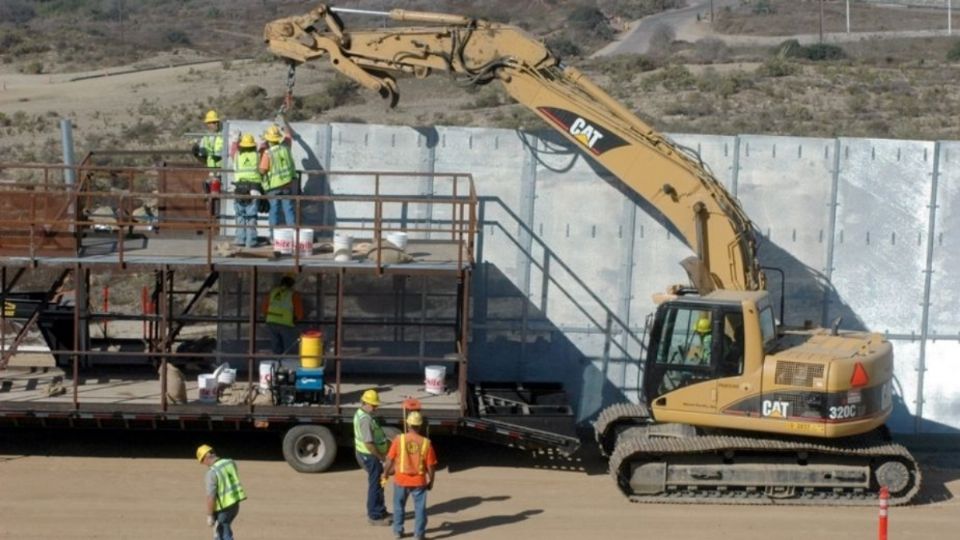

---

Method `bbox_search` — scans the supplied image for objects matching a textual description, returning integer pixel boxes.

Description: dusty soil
[715,0,960,36]
[0,429,957,539]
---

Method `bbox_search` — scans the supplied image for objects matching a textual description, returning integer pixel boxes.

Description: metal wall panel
[737,135,836,327]
[830,139,934,334]
[920,341,960,433]
[929,141,960,335]
[219,120,960,432]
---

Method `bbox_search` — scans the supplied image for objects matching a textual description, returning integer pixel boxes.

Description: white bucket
[274,228,295,255]
[297,228,314,257]
[197,374,217,403]
[386,231,408,251]
[258,361,278,390]
[424,365,446,395]
[217,368,237,385]
[333,234,353,262]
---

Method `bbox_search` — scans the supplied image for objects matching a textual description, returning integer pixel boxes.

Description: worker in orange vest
[384,411,437,540]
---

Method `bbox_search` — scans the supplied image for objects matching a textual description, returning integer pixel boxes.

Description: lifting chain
[279,62,297,116]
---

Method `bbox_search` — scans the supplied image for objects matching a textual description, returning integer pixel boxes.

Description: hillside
[2,0,960,163]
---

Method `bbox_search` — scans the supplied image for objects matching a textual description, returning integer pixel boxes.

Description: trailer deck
[0,159,580,469]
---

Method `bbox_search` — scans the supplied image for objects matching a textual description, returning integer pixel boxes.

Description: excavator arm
[265,4,765,292]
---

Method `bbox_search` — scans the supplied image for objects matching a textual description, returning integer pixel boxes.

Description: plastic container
[217,368,237,385]
[197,374,217,403]
[259,360,278,390]
[424,365,446,395]
[297,228,315,257]
[274,228,295,255]
[333,234,353,262]
[386,231,408,250]
[299,330,324,369]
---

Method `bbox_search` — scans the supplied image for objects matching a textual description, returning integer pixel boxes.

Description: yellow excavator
[264,5,920,505]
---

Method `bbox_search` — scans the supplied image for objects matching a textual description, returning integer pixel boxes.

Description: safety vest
[397,433,431,475]
[234,150,261,184]
[353,408,388,455]
[211,458,247,512]
[265,286,294,327]
[201,133,223,169]
[265,144,295,190]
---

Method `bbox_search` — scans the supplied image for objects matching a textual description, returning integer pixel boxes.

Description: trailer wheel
[282,425,337,473]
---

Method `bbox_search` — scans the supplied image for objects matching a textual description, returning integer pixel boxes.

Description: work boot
[367,516,391,526]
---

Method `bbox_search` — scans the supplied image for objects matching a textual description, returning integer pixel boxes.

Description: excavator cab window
[645,303,744,398]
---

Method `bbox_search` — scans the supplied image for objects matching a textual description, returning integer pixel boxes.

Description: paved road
[1,429,957,539]
[594,0,956,57]
[595,0,740,56]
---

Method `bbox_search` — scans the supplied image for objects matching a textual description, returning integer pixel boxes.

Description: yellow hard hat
[238,133,256,148]
[361,389,380,406]
[203,110,220,124]
[695,317,711,334]
[196,444,214,462]
[263,124,283,143]
[406,411,423,427]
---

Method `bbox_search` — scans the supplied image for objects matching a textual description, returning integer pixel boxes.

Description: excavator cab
[643,296,747,403]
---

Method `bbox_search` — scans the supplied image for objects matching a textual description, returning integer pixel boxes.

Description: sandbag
[159,362,187,404]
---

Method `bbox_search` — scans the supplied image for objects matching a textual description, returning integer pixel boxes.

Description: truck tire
[282,424,337,473]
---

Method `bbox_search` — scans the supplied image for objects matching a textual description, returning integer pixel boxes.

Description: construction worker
[261,274,304,361]
[354,389,391,526]
[692,316,713,364]
[258,119,297,243]
[197,444,247,540]
[196,109,224,192]
[232,133,263,248]
[384,411,437,540]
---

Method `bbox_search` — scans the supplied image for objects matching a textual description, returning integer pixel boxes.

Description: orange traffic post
[878,485,889,540]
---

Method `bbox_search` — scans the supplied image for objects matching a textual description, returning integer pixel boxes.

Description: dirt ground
[0,429,957,539]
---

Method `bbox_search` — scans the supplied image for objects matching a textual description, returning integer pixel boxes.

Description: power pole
[819,0,825,44]
[846,0,850,34]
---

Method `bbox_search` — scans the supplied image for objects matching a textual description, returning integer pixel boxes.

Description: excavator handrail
[264,3,765,292]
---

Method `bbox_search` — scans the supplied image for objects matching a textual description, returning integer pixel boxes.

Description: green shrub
[603,0,681,19]
[756,57,798,77]
[0,1,36,24]
[546,35,581,58]
[753,0,775,15]
[164,30,190,46]
[567,6,614,41]
[804,44,845,61]
[18,61,43,74]
[774,39,845,62]
[641,64,696,91]
[693,38,729,64]
[946,41,960,61]
[696,68,753,98]
[325,78,360,107]
[647,24,675,58]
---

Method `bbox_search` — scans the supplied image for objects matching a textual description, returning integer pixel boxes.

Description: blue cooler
[295,367,324,391]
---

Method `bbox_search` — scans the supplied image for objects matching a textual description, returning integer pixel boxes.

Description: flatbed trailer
[0,158,580,471]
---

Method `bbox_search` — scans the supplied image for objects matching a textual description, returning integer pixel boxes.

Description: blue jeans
[214,503,239,540]
[268,186,296,239]
[393,485,428,538]
[234,198,259,247]
[267,323,299,357]
[357,452,388,520]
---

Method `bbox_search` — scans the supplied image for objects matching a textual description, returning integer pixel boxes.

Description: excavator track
[593,403,651,456]
[609,432,921,506]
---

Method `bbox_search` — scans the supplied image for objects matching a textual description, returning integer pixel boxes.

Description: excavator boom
[264,4,763,292]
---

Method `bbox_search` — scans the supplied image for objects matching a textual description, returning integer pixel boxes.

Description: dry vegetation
[3,0,960,164]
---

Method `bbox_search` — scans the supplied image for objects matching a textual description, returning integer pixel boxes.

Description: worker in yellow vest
[258,119,297,244]
[261,275,304,359]
[232,133,264,248]
[384,411,437,540]
[353,389,392,526]
[197,444,247,540]
[194,109,224,192]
